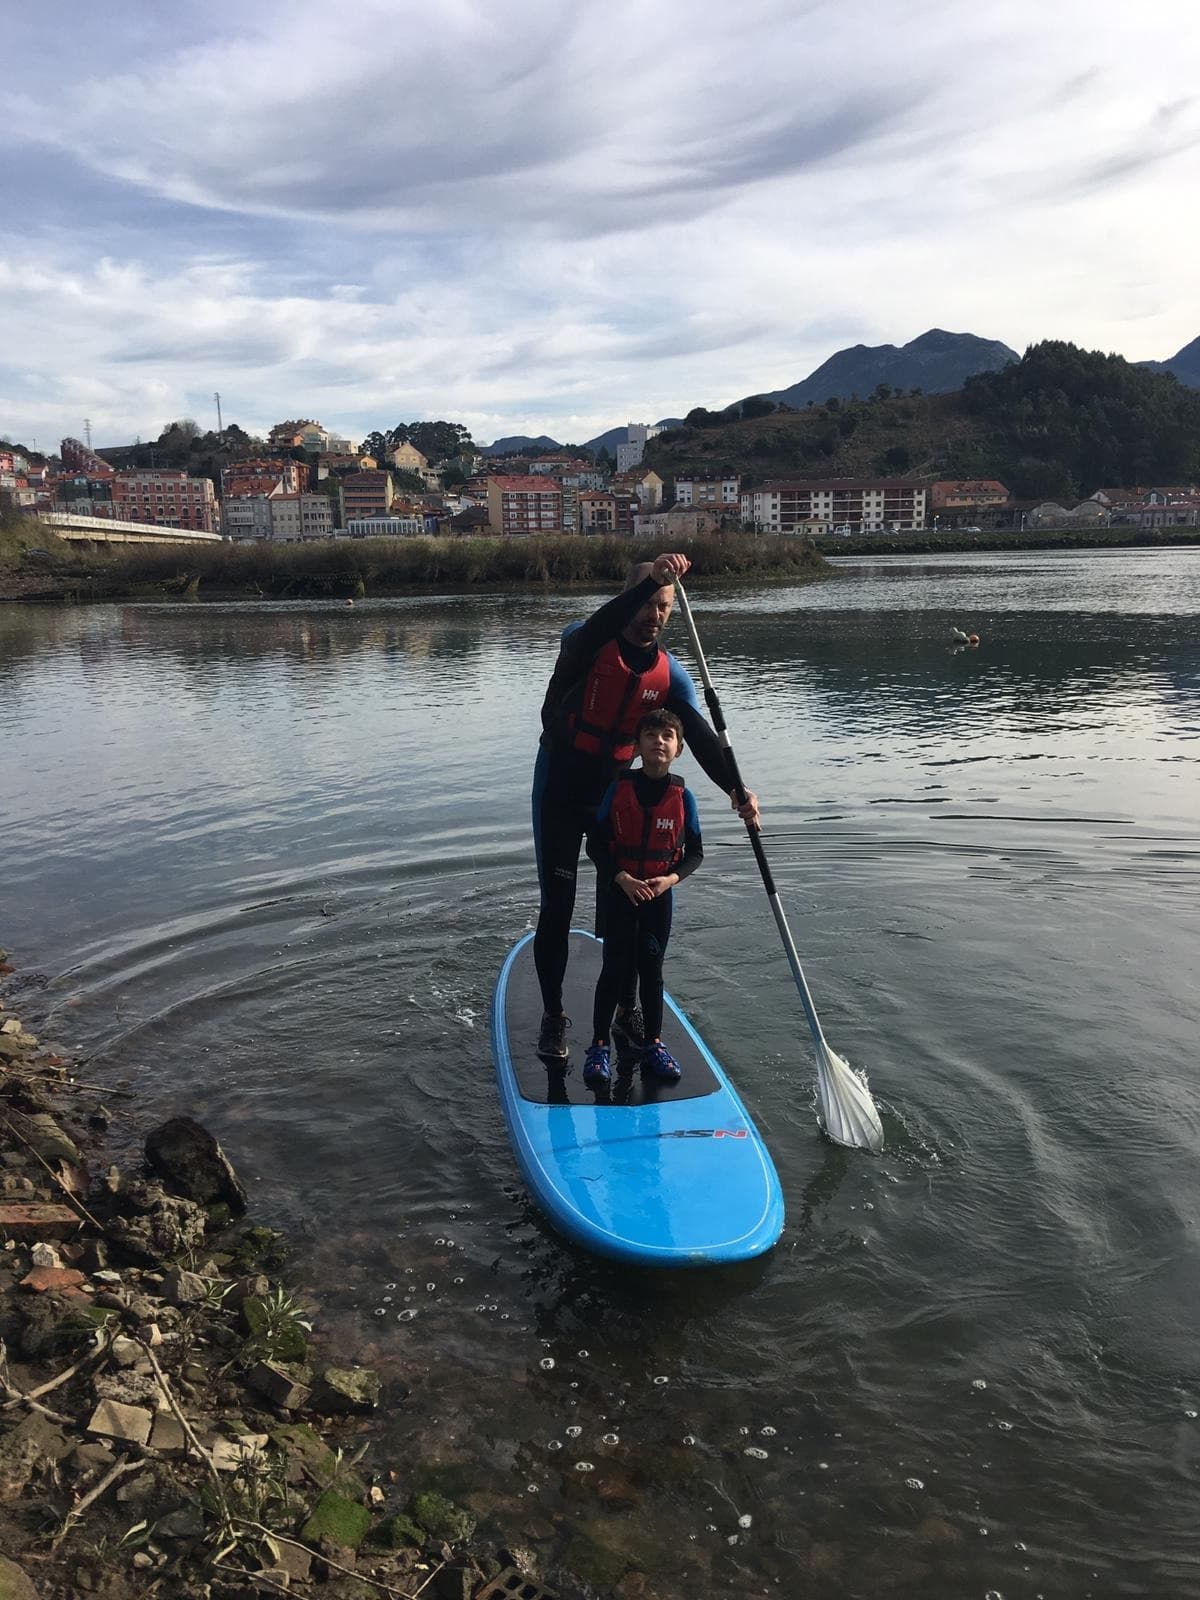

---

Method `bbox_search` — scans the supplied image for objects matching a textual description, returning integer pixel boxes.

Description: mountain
[1139,335,1200,388]
[481,434,562,457]
[746,329,1020,411]
[582,419,685,457]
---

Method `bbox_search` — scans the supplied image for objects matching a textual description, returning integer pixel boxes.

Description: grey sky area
[2,0,1196,448]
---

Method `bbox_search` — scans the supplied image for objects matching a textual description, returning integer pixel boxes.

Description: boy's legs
[592,887,638,1044]
[634,890,673,1043]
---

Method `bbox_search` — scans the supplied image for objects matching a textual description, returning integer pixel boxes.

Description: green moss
[269,1423,365,1497]
[367,1513,425,1551]
[300,1489,371,1551]
[407,1490,475,1544]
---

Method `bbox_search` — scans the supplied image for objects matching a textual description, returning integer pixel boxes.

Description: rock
[69,1441,118,1479]
[408,1490,476,1544]
[0,1019,20,1036]
[0,1038,24,1064]
[300,1488,371,1552]
[110,1335,152,1372]
[145,1116,248,1214]
[87,1104,112,1130]
[434,1559,478,1600]
[225,1273,270,1308]
[247,1361,312,1411]
[157,1505,206,1539]
[0,1202,81,1240]
[132,1551,154,1570]
[106,1184,207,1262]
[16,1293,110,1358]
[274,1542,312,1583]
[30,1242,62,1269]
[5,1110,78,1165]
[19,1266,87,1295]
[162,1265,214,1307]
[93,1369,163,1411]
[148,1415,188,1456]
[0,1555,41,1600]
[0,1412,74,1499]
[269,1422,366,1497]
[309,1364,381,1415]
[86,1398,154,1447]
[210,1434,269,1472]
[368,1513,424,1551]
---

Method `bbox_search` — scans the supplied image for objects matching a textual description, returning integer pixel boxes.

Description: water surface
[3,548,1199,1598]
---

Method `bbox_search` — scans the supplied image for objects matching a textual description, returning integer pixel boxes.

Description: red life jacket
[609,772,686,879]
[567,639,671,765]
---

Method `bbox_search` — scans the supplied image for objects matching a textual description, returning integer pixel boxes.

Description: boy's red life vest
[567,639,671,764]
[609,771,686,879]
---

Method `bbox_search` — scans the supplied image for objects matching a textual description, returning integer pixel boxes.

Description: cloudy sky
[2,0,1197,451]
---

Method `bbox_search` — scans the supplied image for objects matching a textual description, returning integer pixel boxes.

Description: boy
[583,708,703,1087]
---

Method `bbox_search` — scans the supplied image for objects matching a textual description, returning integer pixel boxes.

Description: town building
[634,507,729,540]
[223,496,274,541]
[346,513,426,538]
[615,423,661,473]
[221,458,307,498]
[486,476,563,535]
[316,451,377,479]
[578,490,637,535]
[673,474,739,507]
[112,469,219,532]
[741,479,927,535]
[612,468,665,508]
[388,441,441,487]
[59,438,116,478]
[340,471,395,523]
[929,480,1010,511]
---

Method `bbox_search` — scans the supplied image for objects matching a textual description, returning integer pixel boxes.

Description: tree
[360,431,389,461]
[740,396,776,420]
[386,420,475,463]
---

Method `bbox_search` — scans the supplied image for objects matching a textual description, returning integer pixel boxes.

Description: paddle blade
[816,1042,885,1152]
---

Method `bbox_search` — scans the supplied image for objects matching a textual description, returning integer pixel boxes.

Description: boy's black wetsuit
[532,574,729,1016]
[587,770,703,1044]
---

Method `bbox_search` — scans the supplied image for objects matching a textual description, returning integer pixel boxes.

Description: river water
[2,548,1199,1598]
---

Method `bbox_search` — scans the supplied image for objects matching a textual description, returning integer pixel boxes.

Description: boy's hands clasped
[615,870,678,903]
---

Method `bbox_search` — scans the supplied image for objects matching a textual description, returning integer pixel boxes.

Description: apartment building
[340,471,395,523]
[223,496,274,541]
[346,513,426,537]
[486,476,563,535]
[615,423,661,472]
[578,490,637,535]
[741,479,927,535]
[112,469,219,532]
[612,468,665,508]
[674,474,739,507]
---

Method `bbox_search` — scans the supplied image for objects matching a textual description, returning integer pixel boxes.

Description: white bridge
[40,511,223,546]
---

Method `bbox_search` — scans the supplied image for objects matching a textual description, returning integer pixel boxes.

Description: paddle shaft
[673,581,828,1046]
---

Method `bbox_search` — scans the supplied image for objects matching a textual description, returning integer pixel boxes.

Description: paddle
[673,580,885,1152]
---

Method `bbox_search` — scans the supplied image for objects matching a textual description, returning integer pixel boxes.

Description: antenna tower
[214,392,223,434]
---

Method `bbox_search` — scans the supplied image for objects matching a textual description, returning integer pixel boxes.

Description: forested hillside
[645,343,1200,499]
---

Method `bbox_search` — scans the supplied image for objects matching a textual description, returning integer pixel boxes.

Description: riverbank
[0,945,580,1600]
[0,527,827,604]
[813,525,1200,557]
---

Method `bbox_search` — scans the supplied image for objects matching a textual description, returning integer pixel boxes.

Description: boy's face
[638,721,681,774]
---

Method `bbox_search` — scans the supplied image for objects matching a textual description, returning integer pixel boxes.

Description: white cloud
[1,0,1198,447]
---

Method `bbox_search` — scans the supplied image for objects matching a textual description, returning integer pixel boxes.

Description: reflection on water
[3,550,1200,1597]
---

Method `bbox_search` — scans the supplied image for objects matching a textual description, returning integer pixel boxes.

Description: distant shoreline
[812,526,1200,557]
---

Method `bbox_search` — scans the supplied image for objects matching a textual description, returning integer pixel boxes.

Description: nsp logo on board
[663,1128,747,1140]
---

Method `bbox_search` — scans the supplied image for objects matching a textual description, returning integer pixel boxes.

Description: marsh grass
[20,531,829,599]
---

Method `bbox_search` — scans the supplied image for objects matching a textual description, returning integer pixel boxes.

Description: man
[532,551,760,1058]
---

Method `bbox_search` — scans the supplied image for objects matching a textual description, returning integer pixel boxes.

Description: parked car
[833,523,854,537]
[964,525,982,533]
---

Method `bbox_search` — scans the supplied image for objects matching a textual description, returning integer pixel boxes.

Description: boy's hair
[635,708,684,749]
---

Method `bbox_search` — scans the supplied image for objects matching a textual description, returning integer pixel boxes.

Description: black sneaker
[537,1012,570,1060]
[611,1005,645,1052]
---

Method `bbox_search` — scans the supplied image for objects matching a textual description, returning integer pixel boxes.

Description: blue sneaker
[583,1043,611,1087]
[640,1040,681,1082]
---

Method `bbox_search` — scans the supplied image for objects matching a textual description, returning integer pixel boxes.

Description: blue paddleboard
[491,930,784,1266]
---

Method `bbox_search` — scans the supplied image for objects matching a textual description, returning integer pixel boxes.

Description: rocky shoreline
[0,946,562,1600]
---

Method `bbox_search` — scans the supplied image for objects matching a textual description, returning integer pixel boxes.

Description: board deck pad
[504,929,719,1105]
[492,929,785,1266]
